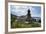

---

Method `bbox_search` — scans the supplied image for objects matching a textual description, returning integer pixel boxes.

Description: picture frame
[5,0,45,34]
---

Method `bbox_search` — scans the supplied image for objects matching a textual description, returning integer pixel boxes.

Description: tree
[39,19,41,23]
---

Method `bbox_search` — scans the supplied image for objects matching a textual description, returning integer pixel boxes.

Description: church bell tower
[26,9,32,24]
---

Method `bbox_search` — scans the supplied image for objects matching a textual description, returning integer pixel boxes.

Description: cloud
[10,5,41,17]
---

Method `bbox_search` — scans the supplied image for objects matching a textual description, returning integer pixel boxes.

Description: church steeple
[26,9,32,24]
[27,9,31,17]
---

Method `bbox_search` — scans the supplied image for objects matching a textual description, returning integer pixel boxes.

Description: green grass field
[11,20,41,28]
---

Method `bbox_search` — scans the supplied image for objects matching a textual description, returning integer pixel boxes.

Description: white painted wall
[0,0,5,34]
[0,0,46,34]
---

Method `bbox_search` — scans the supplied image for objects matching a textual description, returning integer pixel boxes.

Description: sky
[10,5,41,17]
